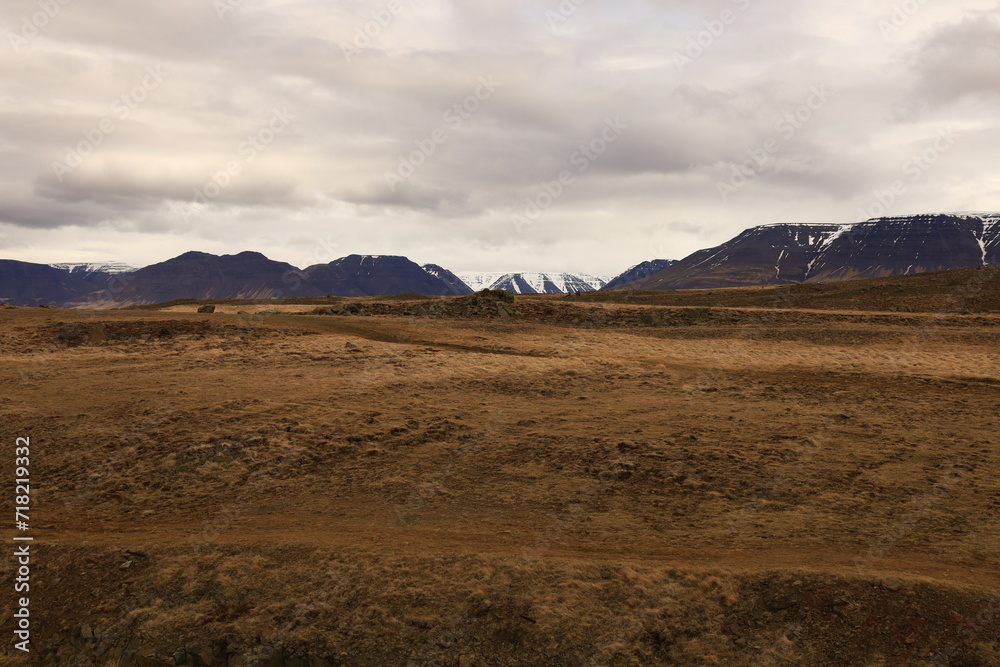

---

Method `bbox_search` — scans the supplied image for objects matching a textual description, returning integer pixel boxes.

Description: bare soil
[0,287,998,665]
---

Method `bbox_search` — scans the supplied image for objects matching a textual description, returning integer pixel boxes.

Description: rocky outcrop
[319,302,371,317]
[316,290,518,320]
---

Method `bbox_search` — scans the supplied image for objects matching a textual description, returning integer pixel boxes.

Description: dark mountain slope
[632,213,999,290]
[72,251,320,307]
[305,255,463,297]
[602,260,677,291]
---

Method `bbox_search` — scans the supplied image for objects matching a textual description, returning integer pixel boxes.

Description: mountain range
[1,212,996,308]
[0,253,631,307]
[457,272,611,294]
[630,212,999,290]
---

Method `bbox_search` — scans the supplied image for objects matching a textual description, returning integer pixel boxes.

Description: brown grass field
[1,277,999,665]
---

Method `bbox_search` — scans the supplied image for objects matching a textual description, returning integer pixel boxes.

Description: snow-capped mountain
[49,261,137,275]
[2,260,137,307]
[456,272,611,294]
[630,212,1000,290]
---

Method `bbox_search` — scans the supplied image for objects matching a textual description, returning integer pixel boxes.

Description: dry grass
[0,301,998,665]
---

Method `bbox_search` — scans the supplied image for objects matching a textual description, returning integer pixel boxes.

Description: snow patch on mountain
[455,272,611,294]
[421,264,473,296]
[50,261,137,274]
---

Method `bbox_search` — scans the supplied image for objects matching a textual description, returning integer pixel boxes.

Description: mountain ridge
[5,211,998,306]
[456,272,611,294]
[602,260,677,291]
[304,255,471,298]
[629,212,999,291]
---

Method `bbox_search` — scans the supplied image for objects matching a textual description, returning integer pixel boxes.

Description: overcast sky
[1,0,998,274]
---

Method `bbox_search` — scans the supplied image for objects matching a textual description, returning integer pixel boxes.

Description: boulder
[342,302,370,316]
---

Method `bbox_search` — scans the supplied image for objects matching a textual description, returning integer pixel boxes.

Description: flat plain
[1,276,999,665]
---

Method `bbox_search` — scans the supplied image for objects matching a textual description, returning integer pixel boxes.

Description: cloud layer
[2,0,998,273]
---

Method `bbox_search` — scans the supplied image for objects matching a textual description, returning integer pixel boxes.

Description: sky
[1,0,998,275]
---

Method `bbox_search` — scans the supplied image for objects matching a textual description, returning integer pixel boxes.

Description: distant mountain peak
[304,254,471,297]
[229,251,270,260]
[455,272,610,294]
[49,261,137,275]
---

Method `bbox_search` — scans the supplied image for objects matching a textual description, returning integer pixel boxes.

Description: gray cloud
[911,13,1000,102]
[0,0,998,274]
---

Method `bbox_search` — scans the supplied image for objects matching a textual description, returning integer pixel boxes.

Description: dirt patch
[21,549,1000,666]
